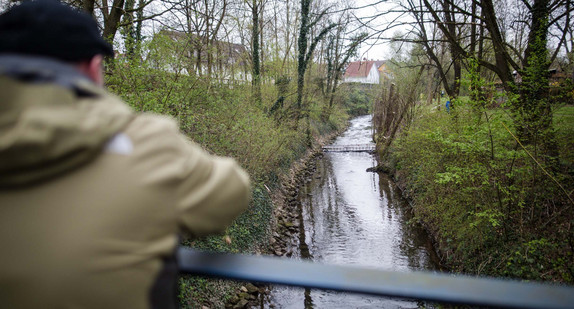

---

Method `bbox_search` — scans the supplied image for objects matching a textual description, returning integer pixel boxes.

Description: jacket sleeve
[174,134,250,237]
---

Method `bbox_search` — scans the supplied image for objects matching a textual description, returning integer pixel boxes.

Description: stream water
[266,115,440,308]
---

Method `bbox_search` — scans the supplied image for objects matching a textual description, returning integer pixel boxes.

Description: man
[0,1,250,308]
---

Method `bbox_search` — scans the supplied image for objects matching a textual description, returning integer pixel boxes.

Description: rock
[366,165,389,173]
[240,286,248,293]
[233,299,249,309]
[245,283,259,294]
[229,295,239,304]
[202,306,210,309]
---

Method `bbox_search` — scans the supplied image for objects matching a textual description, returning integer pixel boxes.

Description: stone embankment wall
[225,130,343,309]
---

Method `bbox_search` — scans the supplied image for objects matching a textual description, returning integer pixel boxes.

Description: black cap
[0,0,114,61]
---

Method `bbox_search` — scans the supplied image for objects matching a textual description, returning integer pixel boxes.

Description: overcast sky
[355,0,409,61]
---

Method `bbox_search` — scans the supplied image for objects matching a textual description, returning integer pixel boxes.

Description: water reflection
[267,115,438,308]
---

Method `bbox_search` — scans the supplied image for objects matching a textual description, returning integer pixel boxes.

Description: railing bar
[178,249,574,309]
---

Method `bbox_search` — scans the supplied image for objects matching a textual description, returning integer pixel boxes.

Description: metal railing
[178,248,574,309]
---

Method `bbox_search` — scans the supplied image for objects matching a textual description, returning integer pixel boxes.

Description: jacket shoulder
[115,114,193,186]
[119,114,250,237]
[125,113,180,137]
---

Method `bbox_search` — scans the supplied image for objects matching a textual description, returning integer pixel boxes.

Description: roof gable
[344,61,375,78]
[344,60,386,78]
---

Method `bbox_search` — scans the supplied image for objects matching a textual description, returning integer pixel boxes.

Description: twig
[501,122,574,226]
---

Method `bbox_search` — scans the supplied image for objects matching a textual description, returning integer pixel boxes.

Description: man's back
[0,5,250,307]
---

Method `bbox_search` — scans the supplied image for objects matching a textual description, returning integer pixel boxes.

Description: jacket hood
[0,55,133,187]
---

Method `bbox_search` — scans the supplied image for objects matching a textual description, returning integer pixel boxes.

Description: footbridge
[322,143,376,153]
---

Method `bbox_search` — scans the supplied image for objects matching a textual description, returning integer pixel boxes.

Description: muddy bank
[377,160,449,272]
[268,127,346,257]
[223,130,343,309]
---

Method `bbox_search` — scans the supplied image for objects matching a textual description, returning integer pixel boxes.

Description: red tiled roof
[344,61,385,78]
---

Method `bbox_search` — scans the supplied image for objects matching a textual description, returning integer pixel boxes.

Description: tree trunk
[101,0,125,45]
[83,0,95,16]
[480,0,513,89]
[296,0,310,124]
[442,0,461,97]
[252,0,262,106]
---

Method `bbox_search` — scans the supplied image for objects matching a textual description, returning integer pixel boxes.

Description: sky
[354,0,409,61]
[125,0,408,62]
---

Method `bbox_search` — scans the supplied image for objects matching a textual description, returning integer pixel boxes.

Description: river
[265,115,440,308]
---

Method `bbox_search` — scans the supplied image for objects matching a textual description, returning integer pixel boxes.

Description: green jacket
[0,55,250,308]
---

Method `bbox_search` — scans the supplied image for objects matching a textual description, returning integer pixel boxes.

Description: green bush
[390,99,574,282]
[340,84,374,116]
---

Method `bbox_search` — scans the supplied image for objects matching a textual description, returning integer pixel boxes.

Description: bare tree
[295,0,336,126]
[322,21,367,119]
[247,0,263,105]
[158,0,230,78]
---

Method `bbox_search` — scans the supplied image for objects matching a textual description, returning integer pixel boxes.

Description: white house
[151,30,251,83]
[343,60,386,84]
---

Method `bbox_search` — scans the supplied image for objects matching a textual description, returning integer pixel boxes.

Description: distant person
[446,99,451,113]
[0,1,250,308]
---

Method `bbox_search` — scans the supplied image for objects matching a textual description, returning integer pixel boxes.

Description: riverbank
[264,115,439,307]
[380,103,574,283]
[223,125,345,308]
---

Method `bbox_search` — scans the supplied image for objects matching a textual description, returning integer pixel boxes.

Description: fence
[178,248,574,309]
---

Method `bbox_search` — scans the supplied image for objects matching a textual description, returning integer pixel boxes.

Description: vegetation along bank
[373,45,574,285]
